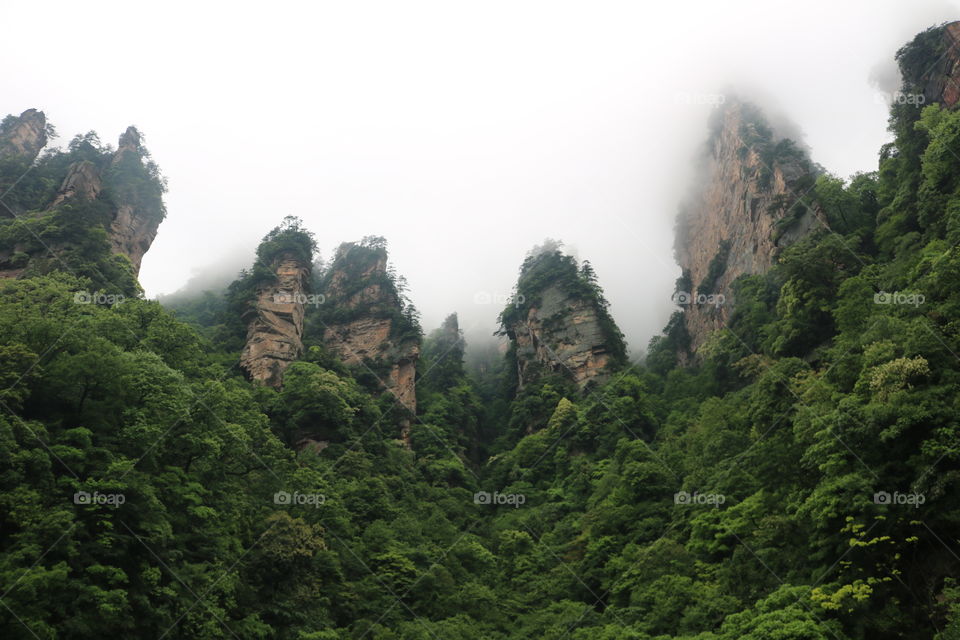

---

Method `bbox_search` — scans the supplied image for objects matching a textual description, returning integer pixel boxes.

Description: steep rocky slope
[317,240,420,414]
[238,253,310,386]
[0,108,47,164]
[500,244,624,391]
[674,99,823,356]
[0,110,165,280]
[905,21,960,107]
[107,127,164,274]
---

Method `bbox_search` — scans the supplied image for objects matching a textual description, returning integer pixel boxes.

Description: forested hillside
[1,21,960,640]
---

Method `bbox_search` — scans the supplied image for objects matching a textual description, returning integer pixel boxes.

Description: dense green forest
[2,23,960,640]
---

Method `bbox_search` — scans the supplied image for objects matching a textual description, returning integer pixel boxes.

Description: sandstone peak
[0,108,48,164]
[500,244,624,391]
[898,21,960,108]
[240,251,311,387]
[673,98,824,358]
[114,126,142,163]
[318,238,420,417]
[48,160,102,209]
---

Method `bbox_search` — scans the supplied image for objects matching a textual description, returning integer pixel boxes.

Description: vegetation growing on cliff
[4,21,960,640]
[0,128,165,297]
[498,240,627,372]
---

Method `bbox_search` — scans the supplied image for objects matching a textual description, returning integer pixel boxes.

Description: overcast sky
[4,0,959,355]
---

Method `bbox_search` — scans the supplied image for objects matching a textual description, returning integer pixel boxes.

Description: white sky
[4,0,959,354]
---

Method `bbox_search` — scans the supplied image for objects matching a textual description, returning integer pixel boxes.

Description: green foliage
[6,32,960,637]
[498,241,627,377]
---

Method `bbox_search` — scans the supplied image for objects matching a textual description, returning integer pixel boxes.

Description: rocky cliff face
[239,254,310,387]
[48,160,102,208]
[501,247,624,391]
[674,100,823,356]
[106,127,163,274]
[319,242,420,414]
[0,109,47,163]
[907,21,960,108]
[0,112,165,280]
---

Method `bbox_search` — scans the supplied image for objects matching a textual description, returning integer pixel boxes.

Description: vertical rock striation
[239,254,310,387]
[906,21,960,108]
[319,242,420,414]
[0,109,47,163]
[0,112,166,281]
[673,99,823,356]
[501,245,625,391]
[106,127,164,275]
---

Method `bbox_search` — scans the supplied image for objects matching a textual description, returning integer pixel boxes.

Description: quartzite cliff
[239,253,310,387]
[318,241,420,414]
[501,245,625,391]
[673,99,822,356]
[0,109,165,279]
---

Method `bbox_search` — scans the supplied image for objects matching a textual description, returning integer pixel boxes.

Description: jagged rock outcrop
[0,112,165,281]
[48,160,102,208]
[908,21,960,108]
[239,254,310,387]
[501,245,624,391]
[0,109,47,163]
[674,99,824,356]
[107,127,163,274]
[319,242,420,414]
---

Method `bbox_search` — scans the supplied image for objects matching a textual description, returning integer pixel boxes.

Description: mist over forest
[3,2,960,639]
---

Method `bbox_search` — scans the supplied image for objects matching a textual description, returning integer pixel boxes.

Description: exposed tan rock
[508,282,615,390]
[914,22,960,108]
[674,100,824,357]
[320,242,420,415]
[107,127,162,274]
[48,161,102,208]
[0,109,47,163]
[239,255,310,387]
[0,113,165,284]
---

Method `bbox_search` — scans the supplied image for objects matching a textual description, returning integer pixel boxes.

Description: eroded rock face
[913,22,960,108]
[320,243,420,414]
[239,255,310,386]
[509,283,615,390]
[48,161,102,208]
[0,109,47,163]
[674,100,823,356]
[0,114,165,281]
[107,127,162,274]
[501,248,624,392]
